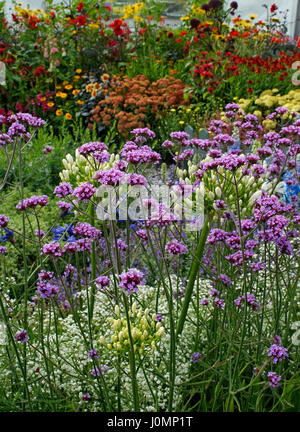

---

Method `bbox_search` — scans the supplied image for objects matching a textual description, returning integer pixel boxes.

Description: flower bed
[0,0,299,414]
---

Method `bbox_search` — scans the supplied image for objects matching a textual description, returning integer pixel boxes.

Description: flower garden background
[0,0,299,413]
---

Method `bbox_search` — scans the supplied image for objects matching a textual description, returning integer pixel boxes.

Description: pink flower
[73,182,96,203]
[165,239,188,255]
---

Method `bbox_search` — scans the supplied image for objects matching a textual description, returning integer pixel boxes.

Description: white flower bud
[66,154,74,164]
[208,191,214,201]
[215,186,222,198]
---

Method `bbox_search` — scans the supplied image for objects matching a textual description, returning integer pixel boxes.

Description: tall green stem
[176,218,210,338]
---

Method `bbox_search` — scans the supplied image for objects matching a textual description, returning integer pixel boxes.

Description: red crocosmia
[33,66,49,77]
[28,16,40,29]
[175,38,182,43]
[109,19,124,36]
[77,2,84,12]
[104,4,112,12]
[270,3,278,13]
[107,39,117,47]
[229,30,239,38]
[15,102,24,112]
[12,14,20,23]
[180,31,187,36]
[76,15,86,26]
[139,28,147,36]
[246,88,253,93]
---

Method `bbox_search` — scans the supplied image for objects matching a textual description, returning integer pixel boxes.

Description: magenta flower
[95,276,110,290]
[41,242,62,257]
[15,329,29,343]
[54,182,73,198]
[16,195,49,211]
[93,168,124,185]
[268,344,288,364]
[267,371,281,388]
[73,182,96,203]
[165,239,188,255]
[0,214,9,228]
[73,222,101,239]
[119,268,143,295]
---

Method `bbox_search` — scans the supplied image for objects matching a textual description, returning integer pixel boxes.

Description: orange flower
[65,113,72,120]
[101,73,109,82]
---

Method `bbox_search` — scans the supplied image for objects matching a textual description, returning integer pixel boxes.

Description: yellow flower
[65,84,73,90]
[101,73,110,82]
[249,14,257,19]
[253,110,262,119]
[55,85,62,90]
[47,102,55,107]
[89,23,99,30]
[40,97,47,102]
[76,69,82,74]
[74,75,81,80]
[56,109,63,116]
[262,119,276,130]
[133,15,143,22]
[65,113,72,120]
[60,93,68,99]
[72,89,80,96]
[77,100,84,105]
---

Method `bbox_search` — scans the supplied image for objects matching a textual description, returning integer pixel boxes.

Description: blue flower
[282,171,300,203]
[52,224,75,242]
[0,228,14,243]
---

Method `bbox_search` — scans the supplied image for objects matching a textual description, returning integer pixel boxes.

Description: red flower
[76,15,86,26]
[77,2,84,12]
[139,28,147,36]
[109,19,124,36]
[270,3,278,13]
[107,39,117,47]
[104,4,112,12]
[28,16,40,29]
[33,66,49,77]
